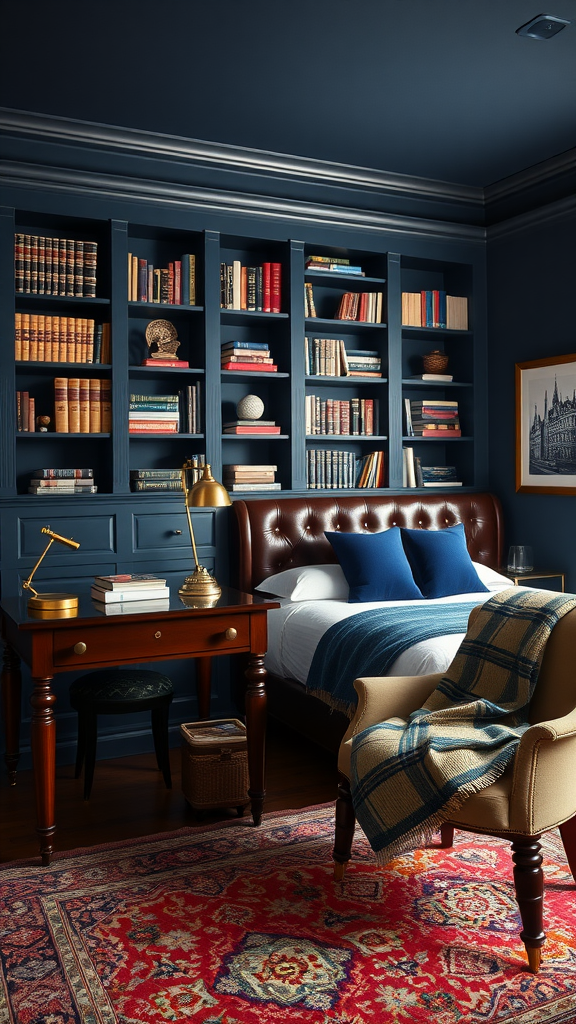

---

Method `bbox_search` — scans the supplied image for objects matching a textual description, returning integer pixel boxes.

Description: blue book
[221,340,270,350]
[182,254,190,305]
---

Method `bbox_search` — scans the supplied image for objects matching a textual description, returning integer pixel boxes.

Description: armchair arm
[510,708,576,833]
[337,672,443,777]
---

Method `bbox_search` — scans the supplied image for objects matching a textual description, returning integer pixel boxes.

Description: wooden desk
[1,585,279,864]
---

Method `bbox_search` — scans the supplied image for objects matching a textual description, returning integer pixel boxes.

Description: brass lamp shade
[179,463,231,600]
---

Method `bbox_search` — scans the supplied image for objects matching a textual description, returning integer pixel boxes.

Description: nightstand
[498,569,565,592]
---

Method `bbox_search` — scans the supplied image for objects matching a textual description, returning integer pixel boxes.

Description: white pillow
[472,561,512,590]
[254,564,349,601]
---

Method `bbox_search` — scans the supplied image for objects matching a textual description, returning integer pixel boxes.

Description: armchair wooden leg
[440,823,454,847]
[333,773,356,880]
[511,837,545,973]
[559,815,576,882]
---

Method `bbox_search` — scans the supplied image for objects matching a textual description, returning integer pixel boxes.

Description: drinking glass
[507,545,534,572]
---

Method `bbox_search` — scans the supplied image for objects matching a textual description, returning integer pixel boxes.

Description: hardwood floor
[0,720,339,863]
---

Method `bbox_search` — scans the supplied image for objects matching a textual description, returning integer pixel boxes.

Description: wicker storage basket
[180,718,249,811]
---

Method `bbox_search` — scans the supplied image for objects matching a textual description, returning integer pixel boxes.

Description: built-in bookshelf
[0,211,478,502]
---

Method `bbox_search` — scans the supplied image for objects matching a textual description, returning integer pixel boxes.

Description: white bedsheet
[265,585,512,685]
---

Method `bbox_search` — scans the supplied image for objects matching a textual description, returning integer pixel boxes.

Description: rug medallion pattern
[0,806,574,1023]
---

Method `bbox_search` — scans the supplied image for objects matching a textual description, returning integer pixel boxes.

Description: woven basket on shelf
[422,349,449,373]
[180,718,249,811]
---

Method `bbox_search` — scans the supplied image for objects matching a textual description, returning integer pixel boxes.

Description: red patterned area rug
[1,804,575,1024]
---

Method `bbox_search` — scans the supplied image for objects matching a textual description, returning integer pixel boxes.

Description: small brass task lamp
[179,461,231,600]
[23,527,81,615]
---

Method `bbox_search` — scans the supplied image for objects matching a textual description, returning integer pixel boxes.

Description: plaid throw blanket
[350,587,576,864]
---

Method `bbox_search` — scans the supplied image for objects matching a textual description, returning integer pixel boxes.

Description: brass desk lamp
[23,527,81,615]
[179,461,231,600]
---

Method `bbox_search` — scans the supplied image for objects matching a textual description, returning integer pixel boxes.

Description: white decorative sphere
[236,394,265,420]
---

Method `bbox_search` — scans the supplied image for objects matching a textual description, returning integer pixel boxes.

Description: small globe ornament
[236,394,264,420]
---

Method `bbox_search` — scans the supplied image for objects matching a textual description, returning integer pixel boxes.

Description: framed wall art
[516,352,576,494]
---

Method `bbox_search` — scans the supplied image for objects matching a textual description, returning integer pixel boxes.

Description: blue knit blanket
[306,600,483,717]
[350,587,576,865]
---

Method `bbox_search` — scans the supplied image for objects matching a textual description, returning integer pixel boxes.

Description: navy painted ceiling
[1,0,575,187]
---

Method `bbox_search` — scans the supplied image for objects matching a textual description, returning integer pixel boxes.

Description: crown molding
[0,159,487,244]
[0,107,483,211]
[487,192,576,241]
[485,147,576,206]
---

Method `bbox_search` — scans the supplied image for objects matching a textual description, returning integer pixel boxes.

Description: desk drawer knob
[155,631,162,639]
[73,642,87,655]
[225,627,238,641]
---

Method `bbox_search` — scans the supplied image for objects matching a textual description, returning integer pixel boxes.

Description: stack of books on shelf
[305,255,365,276]
[127,253,196,304]
[130,457,206,491]
[53,378,111,433]
[345,349,382,376]
[222,464,280,491]
[221,341,277,372]
[90,574,170,614]
[14,233,97,297]
[16,391,35,432]
[220,261,281,312]
[14,316,110,364]
[408,372,453,382]
[305,449,386,489]
[304,338,382,377]
[420,465,462,487]
[409,399,461,437]
[305,395,378,436]
[27,468,97,495]
[401,291,468,330]
[223,418,280,434]
[129,393,180,434]
[334,292,384,323]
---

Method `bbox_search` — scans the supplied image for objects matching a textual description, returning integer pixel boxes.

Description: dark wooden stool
[69,668,174,799]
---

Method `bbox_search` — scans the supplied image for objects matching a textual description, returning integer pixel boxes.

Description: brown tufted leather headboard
[233,493,504,593]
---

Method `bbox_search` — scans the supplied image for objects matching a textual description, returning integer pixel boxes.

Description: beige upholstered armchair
[333,605,576,973]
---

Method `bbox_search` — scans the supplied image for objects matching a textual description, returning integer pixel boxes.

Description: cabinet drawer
[53,613,250,668]
[132,511,214,552]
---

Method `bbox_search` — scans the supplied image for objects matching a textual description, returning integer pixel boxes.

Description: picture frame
[516,352,576,494]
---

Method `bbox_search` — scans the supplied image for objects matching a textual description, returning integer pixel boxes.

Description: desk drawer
[53,614,250,668]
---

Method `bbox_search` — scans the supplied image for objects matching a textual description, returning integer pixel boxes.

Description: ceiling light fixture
[516,14,571,38]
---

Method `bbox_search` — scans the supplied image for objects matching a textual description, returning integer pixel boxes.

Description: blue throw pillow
[325,527,423,603]
[401,523,489,599]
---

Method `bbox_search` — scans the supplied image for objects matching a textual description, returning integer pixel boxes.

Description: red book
[223,425,281,434]
[262,262,271,313]
[221,361,278,372]
[358,293,367,322]
[141,358,190,367]
[270,262,281,313]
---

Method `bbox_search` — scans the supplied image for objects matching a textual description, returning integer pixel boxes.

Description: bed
[233,492,506,752]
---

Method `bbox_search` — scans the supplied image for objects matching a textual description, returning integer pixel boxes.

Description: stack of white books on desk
[91,573,169,613]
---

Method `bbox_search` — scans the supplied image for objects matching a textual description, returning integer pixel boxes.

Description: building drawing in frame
[516,353,576,494]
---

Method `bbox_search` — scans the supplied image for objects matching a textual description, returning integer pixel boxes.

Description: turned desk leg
[1,642,22,785]
[244,653,266,826]
[30,676,57,865]
[196,656,212,720]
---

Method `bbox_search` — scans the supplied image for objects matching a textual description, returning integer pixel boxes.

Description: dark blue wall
[487,207,576,589]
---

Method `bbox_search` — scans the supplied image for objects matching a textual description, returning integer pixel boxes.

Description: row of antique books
[304,284,384,323]
[222,464,280,492]
[27,468,97,495]
[401,291,469,330]
[306,449,386,489]
[54,378,111,433]
[129,458,206,491]
[14,234,97,297]
[129,385,201,434]
[304,337,382,377]
[305,395,379,436]
[127,253,196,304]
[221,340,277,373]
[220,262,281,312]
[14,314,111,364]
